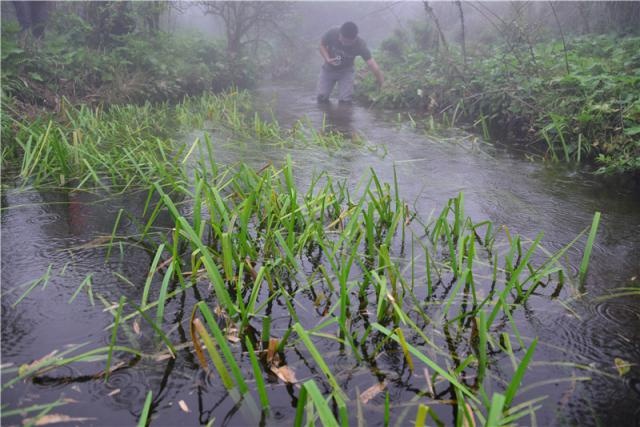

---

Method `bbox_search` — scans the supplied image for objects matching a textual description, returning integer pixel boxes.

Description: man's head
[339,21,358,45]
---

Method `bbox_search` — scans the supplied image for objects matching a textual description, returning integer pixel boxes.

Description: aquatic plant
[2,90,605,426]
[118,146,600,424]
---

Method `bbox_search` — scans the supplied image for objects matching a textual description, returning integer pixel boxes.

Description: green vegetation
[3,2,628,424]
[1,3,256,112]
[2,91,605,425]
[358,30,640,176]
[1,100,182,189]
[2,90,376,190]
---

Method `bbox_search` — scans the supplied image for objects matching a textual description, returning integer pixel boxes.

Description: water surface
[2,81,639,426]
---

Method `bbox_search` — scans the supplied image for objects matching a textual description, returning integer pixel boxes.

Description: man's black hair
[340,21,358,40]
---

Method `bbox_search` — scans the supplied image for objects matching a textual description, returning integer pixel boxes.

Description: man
[317,21,384,104]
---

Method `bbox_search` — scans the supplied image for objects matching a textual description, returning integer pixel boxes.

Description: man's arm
[366,58,384,87]
[319,43,339,66]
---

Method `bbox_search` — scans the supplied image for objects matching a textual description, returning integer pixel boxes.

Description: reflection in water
[317,101,355,136]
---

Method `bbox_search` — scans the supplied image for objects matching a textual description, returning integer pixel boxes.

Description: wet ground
[2,81,639,426]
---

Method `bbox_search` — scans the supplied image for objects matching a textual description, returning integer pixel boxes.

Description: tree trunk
[12,1,51,38]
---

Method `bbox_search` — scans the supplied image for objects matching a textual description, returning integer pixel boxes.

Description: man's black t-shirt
[321,27,372,71]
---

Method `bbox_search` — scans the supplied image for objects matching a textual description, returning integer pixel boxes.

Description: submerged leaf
[266,338,280,366]
[178,400,190,413]
[23,414,95,426]
[190,312,208,373]
[19,350,58,376]
[359,380,388,404]
[133,319,141,335]
[270,365,297,384]
[226,327,240,343]
[614,358,632,376]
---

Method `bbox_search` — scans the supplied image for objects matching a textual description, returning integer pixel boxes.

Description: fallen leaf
[190,318,209,373]
[69,236,111,251]
[615,358,632,376]
[154,353,173,362]
[92,361,126,379]
[359,380,388,404]
[178,400,190,413]
[423,368,434,397]
[462,402,476,427]
[314,292,326,306]
[266,338,279,366]
[23,414,96,426]
[271,365,297,384]
[133,319,141,335]
[19,350,58,376]
[226,327,240,343]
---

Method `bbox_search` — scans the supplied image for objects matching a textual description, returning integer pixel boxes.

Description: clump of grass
[118,149,598,424]
[3,91,605,425]
[3,101,184,190]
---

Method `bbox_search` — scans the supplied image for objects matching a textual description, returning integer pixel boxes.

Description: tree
[85,2,136,48]
[199,1,291,57]
[12,1,52,38]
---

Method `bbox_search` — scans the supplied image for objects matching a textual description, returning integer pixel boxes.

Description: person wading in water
[316,21,384,104]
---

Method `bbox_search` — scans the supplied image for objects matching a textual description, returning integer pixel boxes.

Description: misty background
[4,1,638,83]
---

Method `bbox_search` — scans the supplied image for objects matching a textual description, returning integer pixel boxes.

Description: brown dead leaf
[23,414,96,426]
[133,319,141,335]
[69,236,111,251]
[359,380,388,404]
[154,352,173,362]
[270,365,297,384]
[226,327,240,343]
[92,361,126,379]
[156,256,174,272]
[190,318,209,373]
[266,338,280,366]
[462,402,476,427]
[19,350,58,376]
[423,367,435,398]
[245,257,258,280]
[314,292,326,307]
[178,400,190,413]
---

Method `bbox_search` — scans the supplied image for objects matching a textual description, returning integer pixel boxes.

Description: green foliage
[1,9,256,108]
[357,29,640,176]
[1,100,182,188]
[3,91,604,424]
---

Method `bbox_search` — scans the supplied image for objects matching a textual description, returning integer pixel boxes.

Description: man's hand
[326,57,341,66]
[366,58,384,90]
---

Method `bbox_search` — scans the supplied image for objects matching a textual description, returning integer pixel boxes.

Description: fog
[158,1,639,81]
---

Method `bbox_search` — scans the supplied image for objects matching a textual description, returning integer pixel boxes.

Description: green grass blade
[504,338,538,407]
[579,212,600,283]
[486,393,506,427]
[245,337,270,411]
[292,323,347,402]
[105,296,125,381]
[137,390,153,427]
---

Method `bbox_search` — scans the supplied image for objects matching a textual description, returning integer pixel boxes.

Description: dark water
[2,81,639,426]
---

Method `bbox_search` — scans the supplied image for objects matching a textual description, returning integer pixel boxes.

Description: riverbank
[357,33,640,177]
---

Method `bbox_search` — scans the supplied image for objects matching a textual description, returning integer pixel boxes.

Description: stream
[2,80,639,426]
